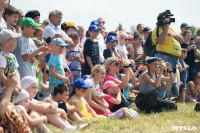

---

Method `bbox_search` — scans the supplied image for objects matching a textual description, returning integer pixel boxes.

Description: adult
[83,25,101,75]
[43,10,73,45]
[77,25,85,43]
[25,10,40,23]
[183,31,198,82]
[0,0,8,31]
[180,23,190,36]
[136,23,144,35]
[135,57,177,114]
[117,31,129,60]
[143,27,152,45]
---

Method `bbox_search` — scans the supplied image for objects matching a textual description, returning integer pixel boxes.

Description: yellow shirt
[152,26,181,57]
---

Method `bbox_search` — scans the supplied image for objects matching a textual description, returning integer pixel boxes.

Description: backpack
[143,26,163,57]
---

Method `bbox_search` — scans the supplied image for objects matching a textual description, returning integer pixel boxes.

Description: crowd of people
[1,1,200,132]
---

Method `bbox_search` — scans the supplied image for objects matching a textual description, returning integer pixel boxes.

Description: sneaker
[77,123,88,130]
[64,126,77,131]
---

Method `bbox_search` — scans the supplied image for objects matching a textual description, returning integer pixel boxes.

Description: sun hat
[0,29,21,44]
[14,89,30,104]
[19,17,41,29]
[21,76,38,90]
[103,81,119,89]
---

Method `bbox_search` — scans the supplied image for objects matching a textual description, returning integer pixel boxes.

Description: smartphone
[119,23,122,31]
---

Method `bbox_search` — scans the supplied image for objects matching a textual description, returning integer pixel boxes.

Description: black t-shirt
[103,48,111,60]
[83,39,100,74]
[185,49,195,67]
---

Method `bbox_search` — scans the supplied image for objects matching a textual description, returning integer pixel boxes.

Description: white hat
[0,29,21,44]
[14,89,30,104]
[21,76,38,90]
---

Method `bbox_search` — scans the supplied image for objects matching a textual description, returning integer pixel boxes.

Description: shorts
[107,108,124,119]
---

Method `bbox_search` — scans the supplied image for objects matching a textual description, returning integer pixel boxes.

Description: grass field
[47,103,200,133]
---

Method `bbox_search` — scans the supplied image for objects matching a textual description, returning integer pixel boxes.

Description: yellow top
[152,26,181,57]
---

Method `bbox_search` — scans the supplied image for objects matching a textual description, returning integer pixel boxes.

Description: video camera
[156,10,175,26]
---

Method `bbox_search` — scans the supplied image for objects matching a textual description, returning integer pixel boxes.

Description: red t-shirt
[104,94,116,110]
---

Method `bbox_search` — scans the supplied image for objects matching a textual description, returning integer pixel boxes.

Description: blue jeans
[154,53,178,68]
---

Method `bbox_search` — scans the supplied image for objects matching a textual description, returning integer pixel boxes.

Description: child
[66,32,85,85]
[42,84,88,129]
[0,29,21,99]
[21,76,81,131]
[3,4,19,32]
[14,89,52,133]
[33,26,44,41]
[48,38,70,94]
[14,17,50,79]
[68,78,106,121]
[178,48,189,102]
[103,81,139,119]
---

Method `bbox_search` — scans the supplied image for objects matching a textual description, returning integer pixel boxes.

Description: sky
[11,0,200,34]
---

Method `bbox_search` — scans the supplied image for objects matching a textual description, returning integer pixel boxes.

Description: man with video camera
[152,10,184,98]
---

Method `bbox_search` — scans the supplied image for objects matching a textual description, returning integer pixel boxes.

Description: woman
[131,33,145,69]
[135,57,177,114]
[85,65,110,115]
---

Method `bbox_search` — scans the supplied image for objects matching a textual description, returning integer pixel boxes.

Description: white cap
[0,29,21,44]
[14,89,30,104]
[21,76,38,90]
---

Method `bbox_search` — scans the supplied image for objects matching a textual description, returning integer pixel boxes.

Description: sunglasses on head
[115,62,120,66]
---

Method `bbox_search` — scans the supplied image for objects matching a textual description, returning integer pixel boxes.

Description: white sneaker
[64,126,77,131]
[77,123,88,130]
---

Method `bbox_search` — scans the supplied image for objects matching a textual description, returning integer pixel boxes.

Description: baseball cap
[88,25,101,31]
[73,78,92,88]
[103,81,119,90]
[90,20,100,26]
[146,57,159,64]
[180,23,190,28]
[143,27,152,32]
[65,21,79,30]
[106,35,118,42]
[50,38,69,47]
[21,76,38,90]
[19,17,42,29]
[14,89,30,104]
[0,29,21,44]
[128,35,134,40]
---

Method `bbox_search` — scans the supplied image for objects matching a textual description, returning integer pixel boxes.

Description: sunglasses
[81,88,87,92]
[111,41,118,44]
[115,62,120,66]
[121,38,128,41]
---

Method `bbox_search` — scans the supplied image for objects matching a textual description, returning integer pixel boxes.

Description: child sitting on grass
[14,89,52,133]
[68,78,106,121]
[103,81,139,119]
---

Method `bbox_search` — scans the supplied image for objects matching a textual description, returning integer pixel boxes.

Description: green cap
[19,17,41,29]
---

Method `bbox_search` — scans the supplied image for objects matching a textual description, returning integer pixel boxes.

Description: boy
[3,4,19,32]
[14,17,50,79]
[0,29,21,100]
[48,38,70,94]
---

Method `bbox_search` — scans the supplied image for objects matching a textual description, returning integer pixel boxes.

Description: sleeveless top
[66,47,81,71]
[134,46,144,68]
[139,70,157,94]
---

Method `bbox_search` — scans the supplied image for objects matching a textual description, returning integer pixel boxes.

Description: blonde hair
[118,31,128,38]
[33,27,44,36]
[104,57,118,71]
[89,65,105,78]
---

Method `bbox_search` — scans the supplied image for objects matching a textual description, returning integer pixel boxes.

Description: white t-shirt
[97,34,106,63]
[80,37,87,49]
[16,105,27,112]
[116,44,128,60]
[0,18,7,31]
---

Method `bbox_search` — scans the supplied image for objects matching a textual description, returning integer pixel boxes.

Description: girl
[135,57,177,114]
[68,78,106,121]
[14,89,51,133]
[103,81,139,119]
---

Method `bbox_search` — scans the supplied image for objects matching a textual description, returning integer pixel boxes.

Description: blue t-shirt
[15,36,37,79]
[48,54,65,86]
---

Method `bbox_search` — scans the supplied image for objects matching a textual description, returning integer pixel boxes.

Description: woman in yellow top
[68,78,106,121]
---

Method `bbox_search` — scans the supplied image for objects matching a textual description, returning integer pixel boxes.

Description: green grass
[47,103,200,133]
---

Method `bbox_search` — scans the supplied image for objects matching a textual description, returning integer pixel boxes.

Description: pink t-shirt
[105,73,116,81]
[104,94,116,110]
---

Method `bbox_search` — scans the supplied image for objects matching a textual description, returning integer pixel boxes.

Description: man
[152,10,184,98]
[143,27,152,46]
[137,23,144,35]
[180,23,190,36]
[43,10,73,45]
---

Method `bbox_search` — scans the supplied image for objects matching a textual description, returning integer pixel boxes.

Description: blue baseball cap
[90,20,100,26]
[106,35,118,42]
[82,75,89,80]
[147,57,159,64]
[73,78,92,88]
[88,25,101,31]
[50,38,69,47]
